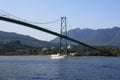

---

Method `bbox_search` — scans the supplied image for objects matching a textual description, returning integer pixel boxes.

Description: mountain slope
[51,27,120,47]
[0,31,51,47]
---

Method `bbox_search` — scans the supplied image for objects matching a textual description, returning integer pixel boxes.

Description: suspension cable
[0,9,60,25]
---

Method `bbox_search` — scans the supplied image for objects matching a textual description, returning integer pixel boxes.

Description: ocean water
[0,56,120,80]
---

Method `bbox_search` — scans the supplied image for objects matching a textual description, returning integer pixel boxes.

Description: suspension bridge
[0,9,106,55]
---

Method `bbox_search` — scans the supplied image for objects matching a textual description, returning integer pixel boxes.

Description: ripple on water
[0,56,120,80]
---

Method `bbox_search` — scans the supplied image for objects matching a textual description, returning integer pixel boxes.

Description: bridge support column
[59,17,67,55]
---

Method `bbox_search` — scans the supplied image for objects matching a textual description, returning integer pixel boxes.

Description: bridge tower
[59,17,67,55]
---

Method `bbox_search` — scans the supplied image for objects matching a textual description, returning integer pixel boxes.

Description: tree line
[0,40,120,56]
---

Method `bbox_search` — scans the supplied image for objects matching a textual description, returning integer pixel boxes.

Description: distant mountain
[0,31,52,47]
[51,27,120,47]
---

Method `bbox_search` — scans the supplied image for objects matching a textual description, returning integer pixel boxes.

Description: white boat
[51,54,67,59]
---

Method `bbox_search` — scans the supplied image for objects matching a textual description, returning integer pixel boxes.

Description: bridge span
[0,16,105,53]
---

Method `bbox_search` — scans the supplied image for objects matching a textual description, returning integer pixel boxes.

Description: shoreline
[0,55,119,57]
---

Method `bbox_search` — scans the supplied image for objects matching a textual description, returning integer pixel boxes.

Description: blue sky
[0,0,120,41]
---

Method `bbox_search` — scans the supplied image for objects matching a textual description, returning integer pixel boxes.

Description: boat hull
[51,54,67,59]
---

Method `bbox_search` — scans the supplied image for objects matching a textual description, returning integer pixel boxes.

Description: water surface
[0,56,120,80]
